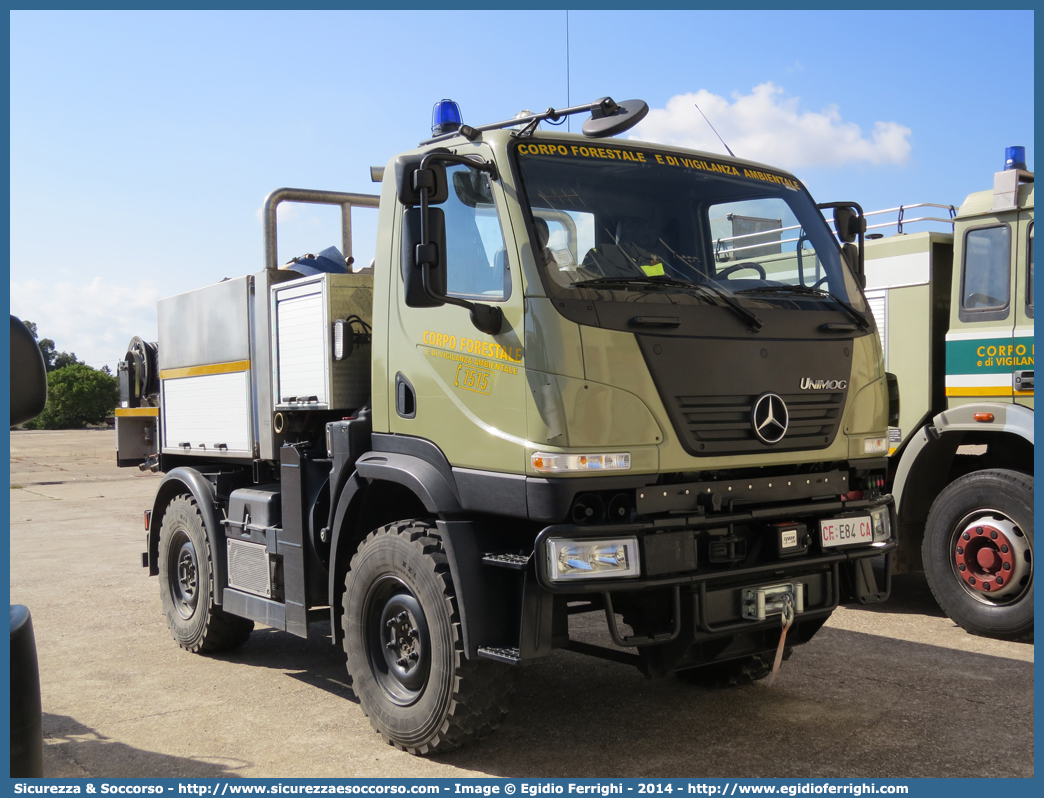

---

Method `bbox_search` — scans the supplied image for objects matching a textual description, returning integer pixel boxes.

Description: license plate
[820,515,873,548]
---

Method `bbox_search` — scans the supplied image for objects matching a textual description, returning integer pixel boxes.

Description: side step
[477,646,522,664]
[481,553,530,570]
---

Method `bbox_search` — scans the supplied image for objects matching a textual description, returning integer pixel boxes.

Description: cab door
[1012,217,1033,407]
[947,218,1016,406]
[387,145,527,473]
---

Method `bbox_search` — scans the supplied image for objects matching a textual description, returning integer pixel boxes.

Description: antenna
[566,11,571,133]
[694,102,735,158]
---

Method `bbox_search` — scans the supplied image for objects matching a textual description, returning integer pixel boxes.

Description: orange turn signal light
[973,412,995,423]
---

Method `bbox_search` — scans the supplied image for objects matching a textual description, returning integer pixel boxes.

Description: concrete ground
[9,429,1034,779]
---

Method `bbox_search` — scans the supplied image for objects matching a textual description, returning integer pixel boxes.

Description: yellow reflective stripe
[945,387,1013,397]
[159,360,251,380]
[114,407,159,417]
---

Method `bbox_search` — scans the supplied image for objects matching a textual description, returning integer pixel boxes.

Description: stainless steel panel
[329,275,373,408]
[115,416,157,466]
[158,276,251,370]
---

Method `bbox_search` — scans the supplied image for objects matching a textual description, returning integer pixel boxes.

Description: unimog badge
[800,377,848,390]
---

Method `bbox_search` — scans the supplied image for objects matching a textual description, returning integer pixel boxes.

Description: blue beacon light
[432,100,463,136]
[1005,146,1026,171]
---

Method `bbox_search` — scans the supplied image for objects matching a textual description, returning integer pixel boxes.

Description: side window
[443,164,510,301]
[960,224,1011,320]
[1027,222,1034,318]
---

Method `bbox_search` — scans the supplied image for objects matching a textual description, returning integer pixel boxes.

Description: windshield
[514,141,864,310]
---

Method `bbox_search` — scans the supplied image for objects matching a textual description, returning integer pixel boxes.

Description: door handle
[395,372,416,418]
[1014,370,1034,391]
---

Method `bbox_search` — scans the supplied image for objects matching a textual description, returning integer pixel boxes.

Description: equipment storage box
[158,275,256,458]
[271,272,372,412]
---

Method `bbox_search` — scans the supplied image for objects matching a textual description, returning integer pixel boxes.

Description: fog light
[868,505,892,542]
[532,452,631,473]
[863,437,888,454]
[547,537,640,581]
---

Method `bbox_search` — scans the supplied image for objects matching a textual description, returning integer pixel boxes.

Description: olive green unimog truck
[861,147,1033,641]
[115,97,897,754]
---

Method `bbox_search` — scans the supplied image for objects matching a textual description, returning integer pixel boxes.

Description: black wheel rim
[364,575,431,706]
[168,530,199,620]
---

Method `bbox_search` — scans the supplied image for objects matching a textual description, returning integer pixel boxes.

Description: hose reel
[118,336,159,407]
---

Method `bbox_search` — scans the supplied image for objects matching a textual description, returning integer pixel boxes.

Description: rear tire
[342,521,513,755]
[922,470,1033,641]
[157,495,253,653]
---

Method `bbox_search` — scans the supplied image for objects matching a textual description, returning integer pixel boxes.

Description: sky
[9,9,1035,371]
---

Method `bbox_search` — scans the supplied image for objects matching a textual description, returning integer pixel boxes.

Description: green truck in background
[115,97,898,755]
[862,148,1033,641]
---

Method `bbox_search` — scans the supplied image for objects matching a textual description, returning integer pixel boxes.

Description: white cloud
[254,202,301,222]
[10,277,160,371]
[632,84,912,170]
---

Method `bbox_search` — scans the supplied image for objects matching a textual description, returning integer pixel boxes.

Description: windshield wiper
[736,285,870,330]
[573,275,696,290]
[696,281,763,332]
[574,275,763,332]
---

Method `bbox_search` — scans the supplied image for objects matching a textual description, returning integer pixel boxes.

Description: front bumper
[534,494,896,594]
[474,495,895,669]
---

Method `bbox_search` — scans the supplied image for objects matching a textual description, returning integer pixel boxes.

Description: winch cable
[766,594,794,686]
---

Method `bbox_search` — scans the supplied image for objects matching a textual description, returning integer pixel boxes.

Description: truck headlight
[532,452,631,473]
[868,505,892,543]
[863,436,888,454]
[547,537,641,581]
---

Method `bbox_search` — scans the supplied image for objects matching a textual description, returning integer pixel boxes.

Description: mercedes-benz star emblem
[752,393,789,444]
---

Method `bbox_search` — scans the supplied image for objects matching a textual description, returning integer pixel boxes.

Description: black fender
[354,451,461,514]
[147,467,228,605]
[327,452,472,646]
[327,471,367,639]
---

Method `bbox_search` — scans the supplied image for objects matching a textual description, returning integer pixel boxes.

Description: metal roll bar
[262,188,380,272]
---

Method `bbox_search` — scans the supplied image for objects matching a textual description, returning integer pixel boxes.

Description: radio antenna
[566,11,571,133]
[694,102,735,158]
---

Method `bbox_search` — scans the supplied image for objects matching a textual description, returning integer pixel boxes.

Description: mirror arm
[415,153,503,335]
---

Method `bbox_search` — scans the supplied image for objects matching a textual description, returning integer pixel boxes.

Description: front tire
[342,521,513,755]
[923,470,1033,641]
[157,495,254,653]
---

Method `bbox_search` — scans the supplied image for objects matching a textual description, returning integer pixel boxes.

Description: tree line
[19,322,119,429]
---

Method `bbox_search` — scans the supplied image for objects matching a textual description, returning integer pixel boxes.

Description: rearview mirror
[452,168,495,208]
[582,97,650,138]
[394,150,450,206]
[833,206,866,244]
[401,207,447,307]
[10,316,47,426]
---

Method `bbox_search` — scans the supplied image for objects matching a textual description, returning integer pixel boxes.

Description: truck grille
[635,333,853,458]
[676,392,844,454]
